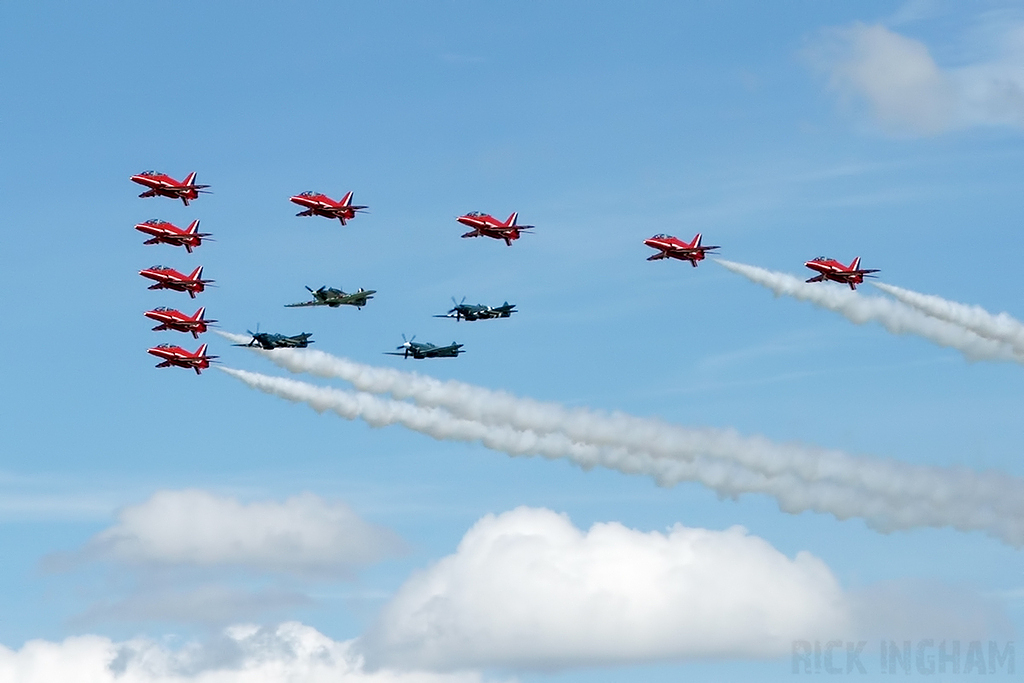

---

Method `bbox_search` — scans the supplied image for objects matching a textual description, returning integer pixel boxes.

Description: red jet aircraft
[139,265,213,298]
[457,212,534,246]
[644,233,720,266]
[135,219,212,253]
[147,343,217,375]
[130,171,210,206]
[144,306,216,338]
[804,257,880,290]
[289,191,367,225]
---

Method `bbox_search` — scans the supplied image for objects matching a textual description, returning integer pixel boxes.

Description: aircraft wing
[429,344,463,356]
[284,300,323,308]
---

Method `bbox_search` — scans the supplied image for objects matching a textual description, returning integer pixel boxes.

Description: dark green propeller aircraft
[286,286,375,309]
[235,329,314,350]
[435,296,516,321]
[385,334,464,359]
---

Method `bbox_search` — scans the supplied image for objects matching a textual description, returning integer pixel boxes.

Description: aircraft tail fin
[196,343,208,357]
[184,171,198,187]
[189,266,204,281]
[850,256,861,271]
[186,219,200,234]
[191,307,206,321]
[692,233,703,248]
[340,191,353,207]
[506,212,518,227]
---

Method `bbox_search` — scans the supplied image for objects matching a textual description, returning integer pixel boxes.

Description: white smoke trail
[220,367,1024,546]
[716,260,1024,363]
[874,282,1024,354]
[245,346,1009,510]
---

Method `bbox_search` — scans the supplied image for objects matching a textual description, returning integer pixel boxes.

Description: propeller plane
[235,330,314,350]
[285,286,376,309]
[435,297,516,321]
[386,335,464,359]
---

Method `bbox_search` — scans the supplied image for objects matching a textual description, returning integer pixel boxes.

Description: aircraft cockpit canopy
[154,343,175,349]
[651,234,672,239]
[150,265,170,270]
[145,218,167,224]
[139,170,161,176]
[465,211,484,217]
[298,191,320,197]
[814,256,831,261]
[153,306,173,312]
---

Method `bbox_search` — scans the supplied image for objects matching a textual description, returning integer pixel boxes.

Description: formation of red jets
[131,171,217,373]
[131,169,880,375]
[643,235,878,289]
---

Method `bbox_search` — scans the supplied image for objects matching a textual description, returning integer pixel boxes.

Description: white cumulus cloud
[80,490,404,574]
[811,21,1024,135]
[0,622,487,683]
[359,507,850,670]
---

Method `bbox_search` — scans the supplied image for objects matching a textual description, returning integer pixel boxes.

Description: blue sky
[2,1,1024,681]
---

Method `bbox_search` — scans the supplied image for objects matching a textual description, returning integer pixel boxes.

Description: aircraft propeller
[448,296,467,320]
[398,333,417,358]
[237,325,262,347]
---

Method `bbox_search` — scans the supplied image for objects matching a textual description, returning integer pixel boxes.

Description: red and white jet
[644,233,720,266]
[457,212,533,246]
[144,306,217,338]
[138,265,213,298]
[130,171,210,206]
[289,191,367,225]
[804,256,880,290]
[147,343,217,375]
[135,219,212,253]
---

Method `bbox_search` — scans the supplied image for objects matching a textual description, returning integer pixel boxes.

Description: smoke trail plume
[716,260,1023,363]
[221,366,1024,546]
[247,347,1012,512]
[874,282,1024,354]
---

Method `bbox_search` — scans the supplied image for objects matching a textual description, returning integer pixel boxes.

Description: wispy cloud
[809,20,1024,135]
[60,489,404,575]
